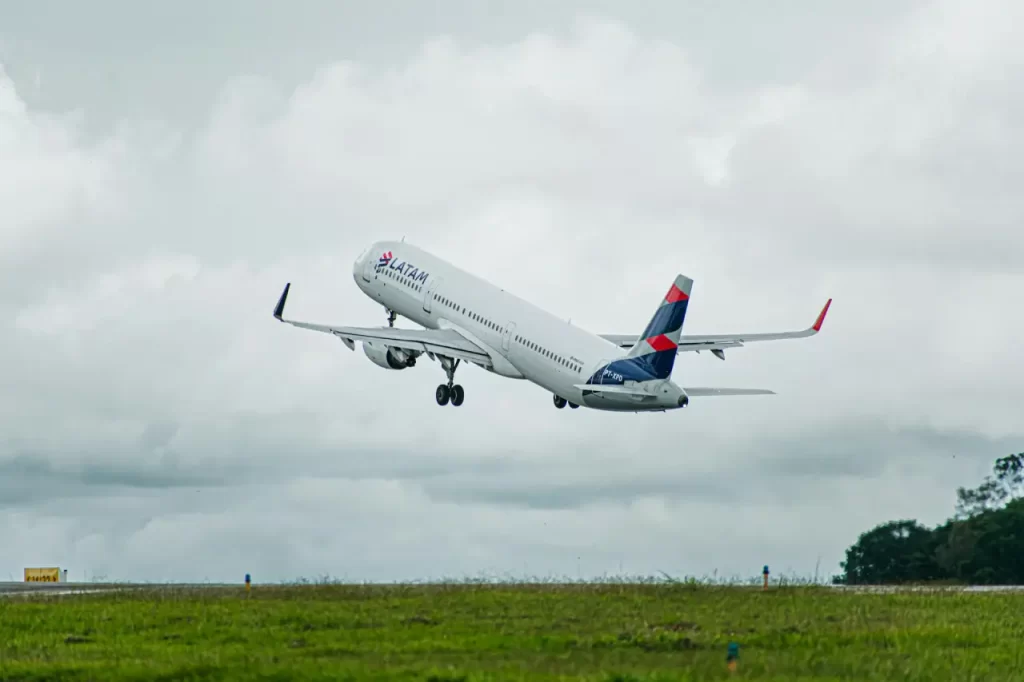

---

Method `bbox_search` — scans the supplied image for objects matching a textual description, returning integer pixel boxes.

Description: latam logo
[376,251,430,283]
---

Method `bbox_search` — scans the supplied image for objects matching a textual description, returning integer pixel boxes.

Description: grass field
[2,581,1023,681]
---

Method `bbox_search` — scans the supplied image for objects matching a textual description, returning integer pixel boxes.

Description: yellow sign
[24,567,60,583]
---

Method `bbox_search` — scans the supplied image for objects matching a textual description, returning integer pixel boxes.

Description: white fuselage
[352,240,687,411]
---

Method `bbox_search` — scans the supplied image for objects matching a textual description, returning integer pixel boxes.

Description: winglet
[273,283,291,320]
[812,298,832,332]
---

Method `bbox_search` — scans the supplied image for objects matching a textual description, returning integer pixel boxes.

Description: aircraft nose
[353,249,368,281]
[352,244,378,283]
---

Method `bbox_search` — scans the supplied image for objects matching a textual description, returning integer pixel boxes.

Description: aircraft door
[502,322,516,353]
[423,277,441,313]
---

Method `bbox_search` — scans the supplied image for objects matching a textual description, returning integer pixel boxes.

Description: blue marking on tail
[586,349,678,385]
[640,348,677,379]
[640,299,689,340]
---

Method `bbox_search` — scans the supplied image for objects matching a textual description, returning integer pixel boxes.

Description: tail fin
[624,274,693,379]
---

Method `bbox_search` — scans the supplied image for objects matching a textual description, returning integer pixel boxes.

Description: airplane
[272,240,831,412]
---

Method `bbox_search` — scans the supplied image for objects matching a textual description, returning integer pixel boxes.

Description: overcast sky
[2,0,1021,584]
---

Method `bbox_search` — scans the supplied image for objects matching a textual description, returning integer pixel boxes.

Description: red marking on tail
[813,298,832,332]
[646,334,678,352]
[665,284,689,304]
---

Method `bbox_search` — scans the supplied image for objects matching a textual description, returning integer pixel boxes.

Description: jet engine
[362,341,419,370]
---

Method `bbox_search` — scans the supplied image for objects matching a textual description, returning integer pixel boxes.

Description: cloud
[1,5,1022,583]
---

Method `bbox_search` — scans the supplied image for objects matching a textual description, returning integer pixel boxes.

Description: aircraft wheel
[569,402,579,409]
[553,395,567,409]
[436,384,451,406]
[450,384,465,406]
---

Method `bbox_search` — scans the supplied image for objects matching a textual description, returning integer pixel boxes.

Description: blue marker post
[762,565,770,591]
[727,642,739,672]
[245,573,251,597]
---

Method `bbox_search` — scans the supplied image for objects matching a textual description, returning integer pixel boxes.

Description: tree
[839,519,945,585]
[933,518,978,581]
[837,453,1024,585]
[954,453,1024,518]
[949,499,1024,584]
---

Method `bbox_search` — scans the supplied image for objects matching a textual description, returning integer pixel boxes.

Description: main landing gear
[435,356,465,407]
[385,307,397,327]
[553,395,578,409]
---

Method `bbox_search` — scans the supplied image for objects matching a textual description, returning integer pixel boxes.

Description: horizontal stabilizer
[682,387,776,397]
[573,383,651,396]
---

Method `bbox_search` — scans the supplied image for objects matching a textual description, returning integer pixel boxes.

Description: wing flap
[599,334,746,350]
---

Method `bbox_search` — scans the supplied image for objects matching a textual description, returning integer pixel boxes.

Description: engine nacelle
[362,341,419,370]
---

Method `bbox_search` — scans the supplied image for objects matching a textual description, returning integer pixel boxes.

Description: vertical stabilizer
[588,275,693,386]
[623,274,693,379]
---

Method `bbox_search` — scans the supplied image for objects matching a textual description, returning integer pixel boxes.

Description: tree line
[835,453,1024,585]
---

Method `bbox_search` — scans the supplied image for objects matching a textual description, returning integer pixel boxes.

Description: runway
[4,581,1024,597]
[829,584,1024,593]
[0,582,126,597]
[0,582,232,597]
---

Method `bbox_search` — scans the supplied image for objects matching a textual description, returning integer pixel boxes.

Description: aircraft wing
[271,283,493,367]
[600,299,831,357]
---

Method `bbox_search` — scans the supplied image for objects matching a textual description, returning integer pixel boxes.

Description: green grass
[2,581,1023,680]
